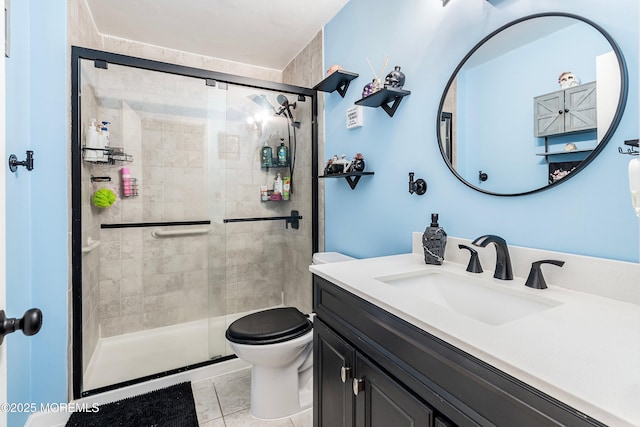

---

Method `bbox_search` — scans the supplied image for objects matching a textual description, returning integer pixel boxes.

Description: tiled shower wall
[96,117,212,338]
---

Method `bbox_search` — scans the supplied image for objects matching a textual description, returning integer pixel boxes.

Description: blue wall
[323,0,639,262]
[6,1,68,424]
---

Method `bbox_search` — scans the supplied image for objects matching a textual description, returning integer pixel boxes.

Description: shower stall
[71,48,318,397]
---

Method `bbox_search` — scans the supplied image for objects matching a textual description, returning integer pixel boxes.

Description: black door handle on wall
[0,308,43,345]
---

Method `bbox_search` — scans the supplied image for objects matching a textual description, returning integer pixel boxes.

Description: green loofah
[93,188,116,208]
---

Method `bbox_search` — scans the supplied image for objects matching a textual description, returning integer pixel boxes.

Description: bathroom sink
[375,270,562,325]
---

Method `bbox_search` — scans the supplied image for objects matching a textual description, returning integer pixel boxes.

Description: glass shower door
[215,84,314,356]
[78,59,228,392]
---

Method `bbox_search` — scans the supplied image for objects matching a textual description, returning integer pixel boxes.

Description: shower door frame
[70,46,319,398]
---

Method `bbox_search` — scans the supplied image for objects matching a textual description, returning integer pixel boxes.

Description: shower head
[277,94,290,107]
[276,94,296,120]
[248,94,276,112]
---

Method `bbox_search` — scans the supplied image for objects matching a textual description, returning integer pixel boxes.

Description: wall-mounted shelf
[261,162,290,170]
[619,139,638,155]
[261,190,291,202]
[536,148,593,157]
[313,70,359,98]
[355,87,411,117]
[319,171,374,190]
[82,147,133,164]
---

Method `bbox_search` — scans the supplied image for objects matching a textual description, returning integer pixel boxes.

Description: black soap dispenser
[422,213,447,265]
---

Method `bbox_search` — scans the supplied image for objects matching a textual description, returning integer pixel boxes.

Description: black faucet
[471,235,513,280]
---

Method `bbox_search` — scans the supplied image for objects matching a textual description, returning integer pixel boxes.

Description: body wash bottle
[261,142,273,167]
[422,213,447,265]
[273,173,283,194]
[277,140,289,166]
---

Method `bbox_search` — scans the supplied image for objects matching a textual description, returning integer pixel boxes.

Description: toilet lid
[226,307,312,345]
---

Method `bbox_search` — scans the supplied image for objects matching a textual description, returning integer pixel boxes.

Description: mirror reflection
[438,14,626,195]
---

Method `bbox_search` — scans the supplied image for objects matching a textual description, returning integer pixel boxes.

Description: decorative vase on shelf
[384,65,406,89]
[362,79,376,98]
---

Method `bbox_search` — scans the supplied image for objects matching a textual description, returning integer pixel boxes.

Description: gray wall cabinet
[534,82,597,137]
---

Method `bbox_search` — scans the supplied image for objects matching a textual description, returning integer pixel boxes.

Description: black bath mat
[66,381,198,427]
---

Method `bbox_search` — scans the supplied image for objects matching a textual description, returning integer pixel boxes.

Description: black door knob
[0,308,43,345]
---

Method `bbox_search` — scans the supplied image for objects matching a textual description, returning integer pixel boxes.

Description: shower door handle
[0,308,43,345]
[223,210,302,229]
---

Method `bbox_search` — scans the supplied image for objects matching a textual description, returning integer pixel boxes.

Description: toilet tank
[312,252,355,264]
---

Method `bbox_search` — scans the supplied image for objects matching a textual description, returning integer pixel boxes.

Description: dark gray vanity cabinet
[312,274,607,427]
[314,318,355,426]
[314,318,433,427]
[534,81,597,137]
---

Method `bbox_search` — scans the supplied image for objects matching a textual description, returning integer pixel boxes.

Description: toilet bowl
[225,252,354,419]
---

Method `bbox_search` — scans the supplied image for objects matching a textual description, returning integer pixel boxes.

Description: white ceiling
[86,0,350,70]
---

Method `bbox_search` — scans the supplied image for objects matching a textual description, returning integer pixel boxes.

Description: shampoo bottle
[85,119,100,148]
[283,176,291,200]
[277,140,288,166]
[261,142,273,167]
[422,213,447,265]
[100,121,111,148]
[273,173,283,194]
[121,167,131,197]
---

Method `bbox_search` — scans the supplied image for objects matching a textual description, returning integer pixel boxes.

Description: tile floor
[191,368,313,427]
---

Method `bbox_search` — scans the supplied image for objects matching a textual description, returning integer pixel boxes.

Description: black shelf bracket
[336,82,352,98]
[345,175,362,190]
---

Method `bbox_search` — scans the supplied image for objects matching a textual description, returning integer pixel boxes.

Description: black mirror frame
[436,12,629,197]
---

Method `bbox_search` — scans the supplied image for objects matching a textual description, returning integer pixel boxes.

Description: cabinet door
[534,89,564,137]
[354,353,433,427]
[564,82,597,133]
[314,319,355,427]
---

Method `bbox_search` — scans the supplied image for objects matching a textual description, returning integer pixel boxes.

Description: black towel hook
[9,150,34,172]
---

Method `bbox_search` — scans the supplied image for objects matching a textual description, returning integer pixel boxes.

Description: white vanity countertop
[310,253,640,427]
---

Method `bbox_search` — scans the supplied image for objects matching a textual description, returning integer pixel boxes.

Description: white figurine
[558,72,580,89]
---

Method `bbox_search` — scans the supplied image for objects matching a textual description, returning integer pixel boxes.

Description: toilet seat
[226,307,312,345]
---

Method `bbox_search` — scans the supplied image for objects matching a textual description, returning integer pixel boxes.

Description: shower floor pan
[83,308,280,391]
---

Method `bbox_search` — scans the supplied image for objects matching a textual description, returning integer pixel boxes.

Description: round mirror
[437,13,628,196]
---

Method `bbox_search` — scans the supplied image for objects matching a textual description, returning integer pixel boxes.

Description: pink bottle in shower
[121,167,131,197]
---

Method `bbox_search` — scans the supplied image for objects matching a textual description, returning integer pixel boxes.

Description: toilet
[225,251,355,419]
